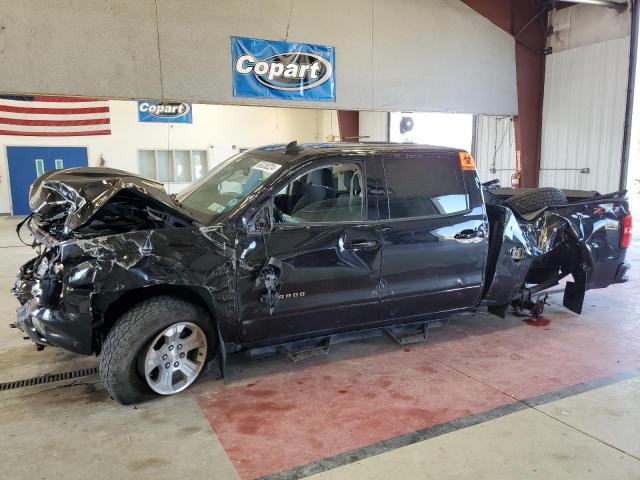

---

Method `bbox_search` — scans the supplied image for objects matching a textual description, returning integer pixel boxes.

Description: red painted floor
[193,268,640,480]
[195,343,512,479]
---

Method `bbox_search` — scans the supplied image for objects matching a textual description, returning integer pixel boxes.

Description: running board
[384,319,448,345]
[279,337,332,362]
[244,319,449,362]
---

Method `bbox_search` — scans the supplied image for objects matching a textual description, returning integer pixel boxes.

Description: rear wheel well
[93,285,216,354]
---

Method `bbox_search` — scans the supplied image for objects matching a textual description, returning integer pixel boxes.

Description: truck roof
[247,142,464,163]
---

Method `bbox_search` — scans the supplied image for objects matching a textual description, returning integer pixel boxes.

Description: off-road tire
[99,295,215,405]
[503,187,568,215]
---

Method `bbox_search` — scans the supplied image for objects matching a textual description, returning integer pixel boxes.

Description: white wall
[389,112,473,152]
[0,0,518,115]
[0,101,339,214]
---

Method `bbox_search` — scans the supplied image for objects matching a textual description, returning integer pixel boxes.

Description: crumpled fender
[59,225,238,342]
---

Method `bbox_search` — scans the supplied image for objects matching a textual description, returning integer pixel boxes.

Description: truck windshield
[177,152,284,223]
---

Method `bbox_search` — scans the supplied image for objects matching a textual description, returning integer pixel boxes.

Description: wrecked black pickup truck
[12,142,632,404]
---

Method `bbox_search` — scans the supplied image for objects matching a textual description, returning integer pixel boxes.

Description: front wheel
[99,296,215,404]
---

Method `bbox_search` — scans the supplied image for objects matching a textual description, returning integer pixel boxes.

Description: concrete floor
[1,211,639,480]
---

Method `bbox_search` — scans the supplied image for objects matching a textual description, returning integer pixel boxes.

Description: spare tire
[503,187,569,215]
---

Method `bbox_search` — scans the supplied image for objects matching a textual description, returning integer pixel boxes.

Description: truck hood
[29,167,196,240]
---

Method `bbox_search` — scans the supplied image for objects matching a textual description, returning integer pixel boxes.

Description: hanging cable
[490,117,511,174]
[284,1,294,41]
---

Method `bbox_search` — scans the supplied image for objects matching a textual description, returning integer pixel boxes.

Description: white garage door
[539,37,630,194]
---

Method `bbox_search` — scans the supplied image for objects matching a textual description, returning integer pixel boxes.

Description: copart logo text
[138,102,190,119]
[235,53,333,91]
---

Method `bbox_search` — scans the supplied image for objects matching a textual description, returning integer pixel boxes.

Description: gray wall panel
[0,0,517,114]
[157,0,374,109]
[0,0,162,99]
[371,0,517,114]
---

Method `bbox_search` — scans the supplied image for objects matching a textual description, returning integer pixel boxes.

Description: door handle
[345,239,379,251]
[454,229,477,239]
[454,229,482,240]
[453,229,482,240]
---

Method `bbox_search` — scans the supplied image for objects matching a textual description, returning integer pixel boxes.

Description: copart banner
[232,36,335,102]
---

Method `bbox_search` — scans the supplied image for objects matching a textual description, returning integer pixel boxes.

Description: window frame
[172,149,192,183]
[378,153,472,222]
[190,149,209,182]
[137,149,158,179]
[137,148,210,183]
[269,158,369,228]
[155,149,174,182]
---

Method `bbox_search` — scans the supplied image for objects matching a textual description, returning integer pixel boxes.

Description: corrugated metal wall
[539,37,630,193]
[474,115,516,186]
[359,112,389,141]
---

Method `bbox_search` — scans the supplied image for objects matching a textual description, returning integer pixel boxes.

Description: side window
[383,155,468,219]
[274,162,365,223]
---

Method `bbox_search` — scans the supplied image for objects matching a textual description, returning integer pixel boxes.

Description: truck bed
[482,189,630,316]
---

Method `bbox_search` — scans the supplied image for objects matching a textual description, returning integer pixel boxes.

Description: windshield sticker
[252,161,282,174]
[207,201,225,213]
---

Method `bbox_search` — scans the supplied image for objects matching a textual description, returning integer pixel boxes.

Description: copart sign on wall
[138,101,192,123]
[232,36,335,102]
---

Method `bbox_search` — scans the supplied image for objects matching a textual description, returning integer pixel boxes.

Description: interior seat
[292,169,334,215]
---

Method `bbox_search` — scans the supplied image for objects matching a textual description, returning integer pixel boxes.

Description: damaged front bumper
[12,254,93,354]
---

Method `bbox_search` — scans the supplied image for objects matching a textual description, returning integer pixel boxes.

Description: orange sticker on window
[459,152,476,171]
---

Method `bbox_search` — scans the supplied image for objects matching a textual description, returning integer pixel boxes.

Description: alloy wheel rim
[143,322,208,395]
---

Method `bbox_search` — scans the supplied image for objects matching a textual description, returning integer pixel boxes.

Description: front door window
[273,163,364,223]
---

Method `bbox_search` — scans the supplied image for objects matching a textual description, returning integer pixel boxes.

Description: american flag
[0,95,111,136]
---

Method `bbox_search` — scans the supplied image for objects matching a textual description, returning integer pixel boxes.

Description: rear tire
[503,187,568,215]
[99,295,215,405]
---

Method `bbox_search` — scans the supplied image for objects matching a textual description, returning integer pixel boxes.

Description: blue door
[7,146,88,215]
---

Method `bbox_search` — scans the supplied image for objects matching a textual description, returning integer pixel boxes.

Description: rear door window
[382,154,468,219]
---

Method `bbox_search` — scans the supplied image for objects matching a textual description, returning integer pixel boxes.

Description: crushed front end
[12,245,94,354]
[10,167,199,354]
